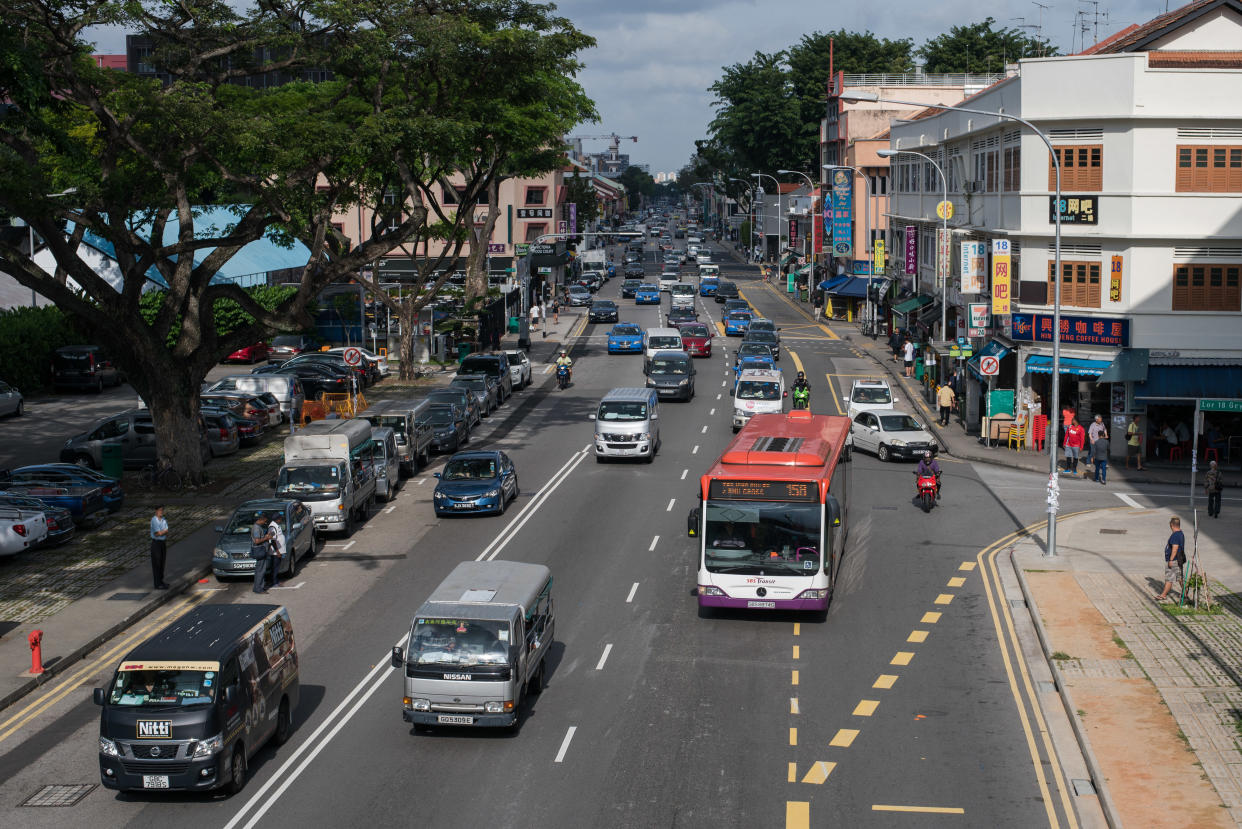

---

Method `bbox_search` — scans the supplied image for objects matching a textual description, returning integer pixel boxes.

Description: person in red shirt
[1063,417,1086,474]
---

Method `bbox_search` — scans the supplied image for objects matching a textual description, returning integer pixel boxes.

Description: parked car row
[0,463,127,554]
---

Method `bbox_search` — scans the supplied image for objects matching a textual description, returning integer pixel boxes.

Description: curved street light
[778,169,817,310]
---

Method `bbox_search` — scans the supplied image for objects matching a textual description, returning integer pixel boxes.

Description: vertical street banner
[568,203,577,236]
[991,238,1012,315]
[874,240,886,272]
[788,218,799,245]
[1110,254,1123,302]
[821,190,831,253]
[960,240,986,293]
[904,225,917,275]
[830,168,852,257]
[937,228,950,287]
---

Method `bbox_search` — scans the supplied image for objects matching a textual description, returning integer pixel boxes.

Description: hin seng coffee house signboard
[1011,313,1130,347]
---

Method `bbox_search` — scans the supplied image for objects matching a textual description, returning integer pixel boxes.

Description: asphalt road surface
[0,236,1174,828]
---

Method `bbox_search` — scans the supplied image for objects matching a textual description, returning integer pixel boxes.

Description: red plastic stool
[1204,448,1219,463]
[1169,446,1184,462]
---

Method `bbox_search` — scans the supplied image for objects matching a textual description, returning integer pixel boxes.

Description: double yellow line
[977,515,1094,829]
[0,591,208,745]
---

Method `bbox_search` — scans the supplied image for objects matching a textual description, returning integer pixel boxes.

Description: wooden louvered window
[1047,260,1102,308]
[1172,264,1242,311]
[1175,145,1242,192]
[1048,145,1102,190]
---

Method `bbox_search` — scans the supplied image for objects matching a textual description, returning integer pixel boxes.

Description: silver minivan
[370,427,401,502]
[589,387,660,462]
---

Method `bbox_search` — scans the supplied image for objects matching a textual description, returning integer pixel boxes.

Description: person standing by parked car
[149,506,169,590]
[268,513,287,589]
[250,513,273,594]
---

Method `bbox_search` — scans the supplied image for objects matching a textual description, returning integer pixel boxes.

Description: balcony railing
[840,73,1006,88]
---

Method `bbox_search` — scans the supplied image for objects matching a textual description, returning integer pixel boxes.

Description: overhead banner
[821,191,831,253]
[904,225,917,275]
[830,168,852,257]
[991,238,1012,315]
[937,228,951,287]
[960,241,987,294]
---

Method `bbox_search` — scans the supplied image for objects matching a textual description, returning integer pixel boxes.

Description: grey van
[589,387,660,462]
[370,427,401,502]
[359,399,433,475]
[60,409,209,470]
[95,603,298,795]
[53,345,123,393]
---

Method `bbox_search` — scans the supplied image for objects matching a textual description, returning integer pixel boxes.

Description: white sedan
[849,410,939,463]
[0,507,48,557]
[504,350,532,390]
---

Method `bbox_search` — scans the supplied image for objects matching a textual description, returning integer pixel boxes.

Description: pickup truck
[275,419,376,536]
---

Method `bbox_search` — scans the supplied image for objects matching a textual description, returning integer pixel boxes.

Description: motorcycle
[556,363,571,390]
[914,470,939,513]
[791,386,810,410]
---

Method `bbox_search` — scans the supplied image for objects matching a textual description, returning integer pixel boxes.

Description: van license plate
[437,715,473,725]
[142,775,170,789]
[747,600,776,609]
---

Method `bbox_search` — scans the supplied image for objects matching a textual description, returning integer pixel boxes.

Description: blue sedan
[3,464,125,512]
[724,310,753,336]
[634,284,661,304]
[699,277,719,297]
[433,451,519,517]
[607,323,645,354]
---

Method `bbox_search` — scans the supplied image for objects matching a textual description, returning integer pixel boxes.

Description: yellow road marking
[792,645,800,660]
[760,281,840,339]
[829,728,859,747]
[801,761,835,784]
[891,651,914,666]
[934,593,954,605]
[872,805,965,815]
[788,349,804,377]
[873,674,898,689]
[715,321,726,336]
[947,576,966,588]
[793,622,800,636]
[959,561,977,571]
[824,374,844,416]
[790,697,799,715]
[786,801,810,829]
[0,592,206,745]
[788,762,797,783]
[920,612,942,624]
[852,700,879,717]
[789,727,798,746]
[907,630,929,643]
[791,670,799,686]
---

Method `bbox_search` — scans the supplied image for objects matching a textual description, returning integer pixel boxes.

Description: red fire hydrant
[28,630,44,676]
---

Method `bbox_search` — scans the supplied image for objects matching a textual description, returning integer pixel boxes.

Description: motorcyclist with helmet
[554,349,573,388]
[916,450,942,499]
[791,371,810,409]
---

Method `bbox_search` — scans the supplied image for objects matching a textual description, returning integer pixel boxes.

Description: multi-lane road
[0,234,1180,827]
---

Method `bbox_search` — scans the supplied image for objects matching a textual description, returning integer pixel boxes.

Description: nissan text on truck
[274,419,376,536]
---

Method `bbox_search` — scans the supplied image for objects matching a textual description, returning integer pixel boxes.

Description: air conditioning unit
[965,181,985,194]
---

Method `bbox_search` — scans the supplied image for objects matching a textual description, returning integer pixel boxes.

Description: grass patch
[1161,603,1224,617]
[1077,708,1087,718]
[1112,634,1135,658]
[1051,651,1074,661]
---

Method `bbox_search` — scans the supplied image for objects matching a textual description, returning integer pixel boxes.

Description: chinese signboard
[789,218,799,245]
[516,208,554,219]
[991,239,1012,315]
[1049,195,1098,225]
[821,193,831,253]
[960,241,986,294]
[968,303,991,337]
[568,203,577,235]
[1110,255,1123,302]
[904,225,917,275]
[556,220,567,234]
[1011,313,1130,347]
[486,243,506,254]
[830,169,852,257]
[937,228,951,286]
[874,240,886,272]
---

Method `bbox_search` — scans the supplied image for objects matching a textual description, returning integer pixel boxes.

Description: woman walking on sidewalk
[1125,414,1146,471]
[1205,460,1224,518]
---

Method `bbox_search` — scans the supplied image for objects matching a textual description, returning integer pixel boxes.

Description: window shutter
[1176,146,1193,191]
[1086,263,1101,307]
[1225,266,1241,310]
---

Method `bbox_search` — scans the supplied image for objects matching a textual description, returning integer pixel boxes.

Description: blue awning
[817,275,849,292]
[826,276,869,298]
[1135,364,1242,401]
[1098,348,1149,383]
[1024,355,1110,377]
[967,339,1013,379]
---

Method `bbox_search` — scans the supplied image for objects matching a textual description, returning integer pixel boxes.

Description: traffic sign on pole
[342,347,363,366]
[979,356,1000,376]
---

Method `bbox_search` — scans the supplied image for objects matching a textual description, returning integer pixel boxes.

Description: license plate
[437,715,473,725]
[747,600,776,609]
[142,775,170,789]
[452,503,475,510]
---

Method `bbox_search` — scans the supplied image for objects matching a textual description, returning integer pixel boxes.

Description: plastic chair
[1031,415,1048,452]
[1169,446,1184,462]
[1204,448,1220,463]
[1007,423,1027,450]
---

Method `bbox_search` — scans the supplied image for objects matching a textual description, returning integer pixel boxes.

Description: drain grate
[1071,778,1097,796]
[1037,680,1057,694]
[1009,599,1028,609]
[1099,528,1127,535]
[21,784,96,807]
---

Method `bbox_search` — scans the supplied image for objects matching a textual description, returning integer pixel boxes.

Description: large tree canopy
[0,0,594,480]
[920,17,1058,73]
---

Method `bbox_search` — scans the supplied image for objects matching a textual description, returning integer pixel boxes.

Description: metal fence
[841,73,1006,88]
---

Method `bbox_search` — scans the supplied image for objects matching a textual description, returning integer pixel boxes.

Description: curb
[0,561,212,714]
[1010,549,1124,829]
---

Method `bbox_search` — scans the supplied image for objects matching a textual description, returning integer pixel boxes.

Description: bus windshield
[703,501,821,576]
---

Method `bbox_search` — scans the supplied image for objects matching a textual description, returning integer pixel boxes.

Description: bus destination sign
[708,479,817,502]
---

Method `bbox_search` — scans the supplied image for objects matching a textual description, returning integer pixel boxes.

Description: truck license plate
[142,775,170,789]
[747,600,776,609]
[437,715,473,725]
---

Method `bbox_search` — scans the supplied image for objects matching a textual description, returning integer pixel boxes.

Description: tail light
[218,428,229,440]
[88,353,97,374]
[13,524,27,537]
[46,517,58,531]
[247,408,262,417]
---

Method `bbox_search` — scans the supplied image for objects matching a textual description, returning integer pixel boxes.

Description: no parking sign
[979,356,1000,376]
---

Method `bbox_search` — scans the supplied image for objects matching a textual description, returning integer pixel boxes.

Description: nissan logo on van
[443,673,472,681]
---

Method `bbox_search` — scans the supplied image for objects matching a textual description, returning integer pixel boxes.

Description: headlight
[192,733,224,758]
[434,491,445,500]
[412,699,430,712]
[637,432,651,441]
[99,736,119,757]
[796,588,828,600]
[891,439,907,446]
[484,488,500,498]
[646,379,655,387]
[485,701,503,713]
[678,378,689,386]
[698,585,726,597]
[212,547,228,560]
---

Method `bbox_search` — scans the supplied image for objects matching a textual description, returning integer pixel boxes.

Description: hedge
[0,306,85,392]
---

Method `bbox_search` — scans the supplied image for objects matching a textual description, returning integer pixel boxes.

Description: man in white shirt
[268,513,287,589]
[903,339,916,378]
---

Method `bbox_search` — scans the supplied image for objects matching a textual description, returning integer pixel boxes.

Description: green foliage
[138,285,298,350]
[618,166,656,211]
[707,51,803,175]
[0,305,84,392]
[564,173,599,224]
[919,17,1059,74]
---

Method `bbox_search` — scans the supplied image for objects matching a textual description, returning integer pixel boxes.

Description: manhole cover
[1071,778,1097,796]
[1099,528,1127,535]
[1010,599,1028,609]
[21,784,96,807]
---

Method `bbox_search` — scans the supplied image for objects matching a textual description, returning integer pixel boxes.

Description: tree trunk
[398,304,418,381]
[464,178,502,304]
[145,381,207,484]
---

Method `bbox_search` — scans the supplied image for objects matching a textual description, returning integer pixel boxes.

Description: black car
[588,300,619,323]
[620,279,642,298]
[252,362,352,398]
[423,403,470,453]
[666,307,698,326]
[623,263,645,278]
[281,353,368,388]
[52,345,123,393]
[644,351,696,401]
[742,330,781,360]
[714,281,740,303]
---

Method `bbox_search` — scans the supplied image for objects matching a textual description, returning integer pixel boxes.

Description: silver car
[0,380,22,417]
[451,374,501,417]
[504,350,532,390]
[211,498,316,579]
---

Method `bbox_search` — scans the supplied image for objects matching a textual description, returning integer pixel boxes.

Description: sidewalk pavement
[1012,506,1242,828]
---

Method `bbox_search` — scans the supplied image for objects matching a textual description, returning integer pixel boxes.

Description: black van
[95,604,299,795]
[52,345,123,393]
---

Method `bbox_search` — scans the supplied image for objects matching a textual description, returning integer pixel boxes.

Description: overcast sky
[86,0,1169,175]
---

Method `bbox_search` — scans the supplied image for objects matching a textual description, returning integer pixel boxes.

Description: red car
[676,321,714,357]
[225,341,269,363]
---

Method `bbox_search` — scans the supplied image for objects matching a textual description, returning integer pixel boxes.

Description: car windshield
[879,414,923,432]
[427,407,458,425]
[852,387,892,404]
[719,283,736,291]
[671,285,694,295]
[452,379,486,392]
[372,414,408,440]
[649,337,681,349]
[638,284,657,291]
[750,322,775,333]
[613,325,641,336]
[457,359,500,377]
[272,335,304,347]
[592,302,616,310]
[746,333,776,343]
[276,465,341,496]
[739,345,769,358]
[569,287,590,295]
[703,501,821,576]
[441,457,497,481]
[728,313,751,321]
[109,667,217,707]
[680,325,709,337]
[223,507,283,535]
[650,358,689,375]
[736,380,781,400]
[409,618,510,669]
[598,401,648,421]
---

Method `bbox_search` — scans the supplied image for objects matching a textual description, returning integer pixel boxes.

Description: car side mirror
[687,507,701,538]
[842,396,848,404]
[391,646,404,667]
[93,687,106,706]
[728,388,735,397]
[588,413,596,421]
[225,685,238,705]
[433,472,441,478]
[214,526,224,533]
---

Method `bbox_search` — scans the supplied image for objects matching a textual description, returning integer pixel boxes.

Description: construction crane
[569,133,639,158]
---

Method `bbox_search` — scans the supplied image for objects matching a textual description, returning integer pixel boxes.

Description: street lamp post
[728,177,755,261]
[842,91,1064,559]
[877,149,947,341]
[778,169,817,310]
[752,172,781,263]
[820,165,875,333]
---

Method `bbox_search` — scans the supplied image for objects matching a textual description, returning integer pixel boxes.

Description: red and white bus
[689,410,850,612]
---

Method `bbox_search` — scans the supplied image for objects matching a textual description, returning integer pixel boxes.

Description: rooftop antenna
[1012,17,1042,57]
[1031,1,1051,52]
[1079,0,1110,45]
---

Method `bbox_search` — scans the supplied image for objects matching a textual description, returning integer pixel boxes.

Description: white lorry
[275,419,377,536]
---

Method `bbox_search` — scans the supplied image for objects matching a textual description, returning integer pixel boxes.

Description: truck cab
[276,419,376,536]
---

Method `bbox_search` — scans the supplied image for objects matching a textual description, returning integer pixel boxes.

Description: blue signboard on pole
[830,168,852,257]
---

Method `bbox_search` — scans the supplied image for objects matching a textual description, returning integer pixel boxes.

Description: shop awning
[826,276,869,298]
[781,252,798,266]
[1024,355,1110,377]
[967,339,1013,379]
[892,294,933,315]
[791,264,812,276]
[1097,348,1149,383]
[817,275,849,292]
[1134,364,1242,401]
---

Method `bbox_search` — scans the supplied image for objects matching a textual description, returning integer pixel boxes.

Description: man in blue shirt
[149,506,169,590]
[1156,516,1186,602]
